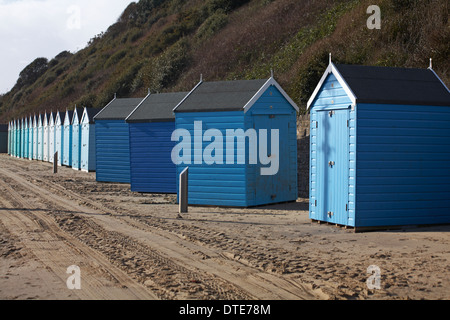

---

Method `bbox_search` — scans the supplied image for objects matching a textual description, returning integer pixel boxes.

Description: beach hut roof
[173,77,299,113]
[64,110,74,125]
[94,97,144,120]
[126,92,189,122]
[82,108,101,124]
[307,63,450,109]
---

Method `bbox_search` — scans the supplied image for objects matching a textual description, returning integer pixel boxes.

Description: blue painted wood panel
[81,123,96,172]
[175,85,298,207]
[37,117,43,161]
[55,124,63,166]
[63,124,72,166]
[175,111,248,207]
[95,120,129,182]
[356,103,450,227]
[129,122,177,193]
[72,123,81,170]
[310,74,354,226]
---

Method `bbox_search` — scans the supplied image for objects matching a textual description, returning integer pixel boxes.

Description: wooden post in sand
[53,152,58,174]
[179,167,189,214]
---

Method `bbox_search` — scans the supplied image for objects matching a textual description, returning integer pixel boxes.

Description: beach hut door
[317,108,349,225]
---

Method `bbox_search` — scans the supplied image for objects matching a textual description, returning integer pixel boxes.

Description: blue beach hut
[20,118,25,158]
[43,113,50,162]
[71,107,83,170]
[55,111,64,166]
[173,77,299,207]
[37,114,43,161]
[63,109,74,167]
[32,115,38,160]
[12,120,16,157]
[16,119,20,158]
[23,117,29,159]
[80,108,98,172]
[126,92,188,193]
[94,96,145,183]
[28,115,33,160]
[307,60,450,230]
[7,121,11,155]
[49,112,56,163]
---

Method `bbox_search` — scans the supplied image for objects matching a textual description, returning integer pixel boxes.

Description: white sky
[0,0,135,94]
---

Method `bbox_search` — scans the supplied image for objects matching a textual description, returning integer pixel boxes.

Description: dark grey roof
[94,97,144,120]
[335,64,450,106]
[174,79,269,112]
[126,92,189,122]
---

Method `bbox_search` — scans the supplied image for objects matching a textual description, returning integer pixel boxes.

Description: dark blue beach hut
[307,60,450,230]
[94,96,145,183]
[173,77,299,207]
[0,124,7,153]
[126,92,188,193]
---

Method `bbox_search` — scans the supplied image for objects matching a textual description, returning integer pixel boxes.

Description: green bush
[133,39,190,93]
[196,11,228,40]
[104,50,127,68]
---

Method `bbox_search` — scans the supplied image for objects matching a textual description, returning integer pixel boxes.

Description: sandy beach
[0,154,449,300]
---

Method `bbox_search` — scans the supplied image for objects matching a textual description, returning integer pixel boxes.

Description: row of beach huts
[4,60,450,230]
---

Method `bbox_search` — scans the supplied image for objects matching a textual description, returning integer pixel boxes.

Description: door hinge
[347,120,349,127]
[315,200,317,207]
[346,204,348,211]
[316,121,318,129]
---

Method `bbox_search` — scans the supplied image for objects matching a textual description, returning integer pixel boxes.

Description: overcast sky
[0,0,135,94]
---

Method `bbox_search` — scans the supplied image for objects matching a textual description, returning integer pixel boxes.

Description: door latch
[329,111,335,117]
[328,211,334,218]
[328,161,335,168]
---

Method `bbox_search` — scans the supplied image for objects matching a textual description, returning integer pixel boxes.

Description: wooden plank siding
[95,120,129,182]
[129,122,177,193]
[356,103,450,227]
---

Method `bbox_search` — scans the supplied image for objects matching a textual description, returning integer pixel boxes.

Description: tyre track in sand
[0,166,254,299]
[0,172,158,300]
[0,159,320,300]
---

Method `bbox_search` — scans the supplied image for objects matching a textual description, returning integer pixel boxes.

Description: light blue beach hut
[63,109,73,167]
[71,107,83,170]
[23,117,29,159]
[37,114,43,161]
[43,113,50,162]
[307,61,450,229]
[20,118,25,158]
[16,119,20,158]
[80,108,98,172]
[49,112,56,163]
[55,111,64,166]
[32,115,38,160]
[28,115,33,160]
